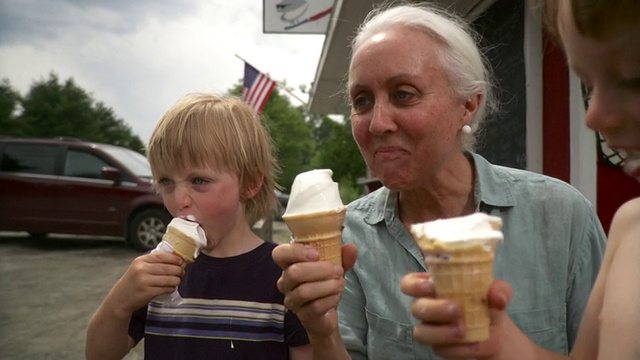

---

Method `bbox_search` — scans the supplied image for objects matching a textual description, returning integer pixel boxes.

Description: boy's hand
[109,252,185,317]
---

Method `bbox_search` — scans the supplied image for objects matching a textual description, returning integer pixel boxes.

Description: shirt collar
[471,152,516,208]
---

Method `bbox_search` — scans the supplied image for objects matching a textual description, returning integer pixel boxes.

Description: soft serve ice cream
[283,169,346,266]
[410,212,503,343]
[151,215,207,305]
[162,216,207,262]
[284,169,345,215]
[410,212,503,253]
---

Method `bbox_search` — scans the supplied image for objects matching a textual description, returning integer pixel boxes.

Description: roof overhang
[308,0,497,115]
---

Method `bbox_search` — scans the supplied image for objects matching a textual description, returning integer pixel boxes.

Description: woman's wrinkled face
[558,2,640,179]
[348,26,472,190]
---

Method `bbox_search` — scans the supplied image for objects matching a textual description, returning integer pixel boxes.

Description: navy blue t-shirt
[129,241,309,359]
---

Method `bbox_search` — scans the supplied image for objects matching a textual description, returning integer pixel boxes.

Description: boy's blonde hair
[147,93,280,224]
[539,0,640,40]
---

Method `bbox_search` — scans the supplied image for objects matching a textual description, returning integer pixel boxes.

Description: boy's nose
[174,184,193,210]
[584,89,624,135]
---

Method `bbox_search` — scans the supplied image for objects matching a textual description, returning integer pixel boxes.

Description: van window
[0,144,58,175]
[102,146,152,179]
[64,150,110,179]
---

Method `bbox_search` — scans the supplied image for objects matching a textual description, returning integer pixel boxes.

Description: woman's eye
[393,90,415,102]
[351,94,371,111]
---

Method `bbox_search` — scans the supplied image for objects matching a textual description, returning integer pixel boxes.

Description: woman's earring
[462,125,472,134]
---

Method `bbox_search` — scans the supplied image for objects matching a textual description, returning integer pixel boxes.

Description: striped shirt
[129,241,309,359]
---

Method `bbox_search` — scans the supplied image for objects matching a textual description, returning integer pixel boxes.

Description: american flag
[242,62,276,113]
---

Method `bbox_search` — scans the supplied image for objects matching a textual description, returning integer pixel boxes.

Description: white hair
[350,2,498,152]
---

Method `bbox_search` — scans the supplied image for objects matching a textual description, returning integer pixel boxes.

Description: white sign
[263,0,334,34]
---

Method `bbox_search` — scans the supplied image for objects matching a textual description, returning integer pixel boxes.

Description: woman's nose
[369,100,396,135]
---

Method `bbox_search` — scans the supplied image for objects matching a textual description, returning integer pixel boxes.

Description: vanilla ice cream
[282,169,346,266]
[167,216,207,248]
[410,212,503,343]
[163,215,207,261]
[410,212,503,253]
[150,215,206,306]
[284,169,345,216]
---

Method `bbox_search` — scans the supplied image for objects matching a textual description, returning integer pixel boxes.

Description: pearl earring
[462,125,471,134]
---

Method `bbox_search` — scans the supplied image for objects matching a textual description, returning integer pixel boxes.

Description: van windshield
[102,146,153,179]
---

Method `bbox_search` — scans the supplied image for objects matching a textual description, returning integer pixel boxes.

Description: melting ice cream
[284,169,345,216]
[282,169,346,266]
[410,212,503,253]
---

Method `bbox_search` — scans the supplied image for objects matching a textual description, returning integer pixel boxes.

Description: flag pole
[234,53,250,64]
[235,54,308,107]
[274,80,308,107]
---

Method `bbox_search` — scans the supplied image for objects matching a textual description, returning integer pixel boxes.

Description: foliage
[0,73,144,152]
[0,71,368,197]
[228,81,366,201]
[261,91,316,191]
[309,115,366,203]
[0,79,28,137]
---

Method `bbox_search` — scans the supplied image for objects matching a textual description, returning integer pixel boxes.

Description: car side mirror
[101,166,121,183]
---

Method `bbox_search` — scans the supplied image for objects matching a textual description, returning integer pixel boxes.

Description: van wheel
[128,209,171,252]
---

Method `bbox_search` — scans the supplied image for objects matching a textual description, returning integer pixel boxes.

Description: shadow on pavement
[0,232,138,252]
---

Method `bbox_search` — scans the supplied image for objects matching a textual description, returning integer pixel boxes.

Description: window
[0,144,58,175]
[64,150,110,179]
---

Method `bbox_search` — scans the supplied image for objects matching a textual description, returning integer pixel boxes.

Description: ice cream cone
[410,213,502,343]
[162,227,198,265]
[283,207,346,266]
[424,248,495,342]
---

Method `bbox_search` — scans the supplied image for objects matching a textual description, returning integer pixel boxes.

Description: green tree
[262,91,316,191]
[229,84,316,191]
[0,79,28,136]
[229,82,367,199]
[310,115,366,203]
[15,72,144,152]
[93,102,145,152]
[20,73,99,138]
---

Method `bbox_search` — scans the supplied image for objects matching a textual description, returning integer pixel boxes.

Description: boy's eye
[580,82,592,104]
[157,178,173,186]
[192,178,209,185]
[621,77,640,90]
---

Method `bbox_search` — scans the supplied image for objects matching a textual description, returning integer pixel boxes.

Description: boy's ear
[243,173,264,200]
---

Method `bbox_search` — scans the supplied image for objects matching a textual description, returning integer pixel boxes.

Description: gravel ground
[0,221,291,360]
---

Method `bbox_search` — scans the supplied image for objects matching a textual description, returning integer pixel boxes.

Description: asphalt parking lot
[0,221,291,360]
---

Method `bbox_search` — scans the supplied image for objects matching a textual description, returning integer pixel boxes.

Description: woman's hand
[400,272,514,359]
[272,243,357,340]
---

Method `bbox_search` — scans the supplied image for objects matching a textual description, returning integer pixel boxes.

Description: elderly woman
[401,1,640,360]
[272,3,606,360]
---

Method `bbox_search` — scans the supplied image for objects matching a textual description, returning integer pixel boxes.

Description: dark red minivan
[0,137,170,251]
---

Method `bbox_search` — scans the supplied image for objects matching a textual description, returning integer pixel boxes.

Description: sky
[0,0,326,143]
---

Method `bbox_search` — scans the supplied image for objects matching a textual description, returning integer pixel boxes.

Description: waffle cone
[282,207,346,266]
[425,249,495,342]
[162,227,198,265]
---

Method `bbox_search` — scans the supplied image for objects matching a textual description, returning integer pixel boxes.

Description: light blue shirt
[338,153,606,360]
